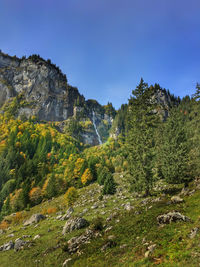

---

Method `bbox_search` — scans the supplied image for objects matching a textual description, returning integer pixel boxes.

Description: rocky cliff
[0,51,115,145]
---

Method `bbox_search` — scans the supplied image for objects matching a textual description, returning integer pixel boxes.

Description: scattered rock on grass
[63,258,72,266]
[145,244,156,258]
[14,238,27,251]
[157,211,190,225]
[189,227,199,239]
[33,234,41,240]
[67,229,94,253]
[0,241,14,251]
[171,196,184,204]
[60,207,74,221]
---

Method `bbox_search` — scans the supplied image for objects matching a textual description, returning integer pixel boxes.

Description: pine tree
[160,106,191,186]
[126,79,160,195]
[102,173,116,195]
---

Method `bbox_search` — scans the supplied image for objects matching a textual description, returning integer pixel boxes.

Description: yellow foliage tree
[64,187,78,207]
[73,158,85,179]
[81,168,93,185]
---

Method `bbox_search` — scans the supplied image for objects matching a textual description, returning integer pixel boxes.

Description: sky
[0,0,200,109]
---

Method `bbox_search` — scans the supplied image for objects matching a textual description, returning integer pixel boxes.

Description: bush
[0,220,9,230]
[64,187,78,207]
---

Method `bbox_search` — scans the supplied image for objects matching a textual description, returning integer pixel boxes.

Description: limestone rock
[145,244,156,258]
[33,234,41,240]
[189,227,199,239]
[63,258,72,266]
[67,229,94,253]
[60,207,74,221]
[24,213,46,226]
[0,241,14,251]
[171,196,184,204]
[157,211,190,225]
[62,217,89,234]
[14,238,27,251]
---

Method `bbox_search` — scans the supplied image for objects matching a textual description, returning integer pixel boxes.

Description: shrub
[47,207,57,214]
[64,187,78,207]
[0,220,9,230]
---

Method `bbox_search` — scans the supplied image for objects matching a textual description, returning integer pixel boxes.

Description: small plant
[0,220,9,230]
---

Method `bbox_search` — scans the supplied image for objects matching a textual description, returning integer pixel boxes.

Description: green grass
[1,178,200,266]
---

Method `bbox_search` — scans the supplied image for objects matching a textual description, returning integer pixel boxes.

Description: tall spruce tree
[160,105,191,186]
[126,79,160,196]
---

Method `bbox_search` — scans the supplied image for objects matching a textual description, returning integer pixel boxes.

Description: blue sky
[0,0,200,108]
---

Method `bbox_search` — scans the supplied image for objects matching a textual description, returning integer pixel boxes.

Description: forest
[0,78,199,223]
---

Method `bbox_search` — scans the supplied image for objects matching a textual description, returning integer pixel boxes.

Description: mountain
[0,51,115,146]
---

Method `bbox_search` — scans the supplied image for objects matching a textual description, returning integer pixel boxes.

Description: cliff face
[0,52,85,121]
[0,51,115,145]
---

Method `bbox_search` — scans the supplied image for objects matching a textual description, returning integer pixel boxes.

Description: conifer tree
[102,173,116,195]
[160,106,191,186]
[126,79,160,196]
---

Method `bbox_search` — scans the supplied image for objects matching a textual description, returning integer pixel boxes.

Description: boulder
[0,241,14,251]
[157,211,190,225]
[171,196,184,204]
[189,227,199,239]
[14,238,27,251]
[60,207,74,221]
[67,229,94,253]
[62,217,89,234]
[24,214,46,226]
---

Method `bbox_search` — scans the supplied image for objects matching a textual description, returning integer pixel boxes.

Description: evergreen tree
[160,106,191,186]
[102,173,116,195]
[126,79,160,195]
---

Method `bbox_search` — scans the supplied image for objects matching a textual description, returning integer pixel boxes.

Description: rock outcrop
[157,211,190,225]
[62,217,89,234]
[24,213,46,226]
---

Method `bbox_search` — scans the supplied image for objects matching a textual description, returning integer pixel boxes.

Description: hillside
[0,51,200,267]
[1,175,200,266]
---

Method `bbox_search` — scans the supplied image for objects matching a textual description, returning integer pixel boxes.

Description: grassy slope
[1,175,200,267]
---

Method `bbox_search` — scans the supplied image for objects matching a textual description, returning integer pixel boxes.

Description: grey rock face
[0,52,84,121]
[62,217,89,234]
[24,213,46,226]
[157,211,190,225]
